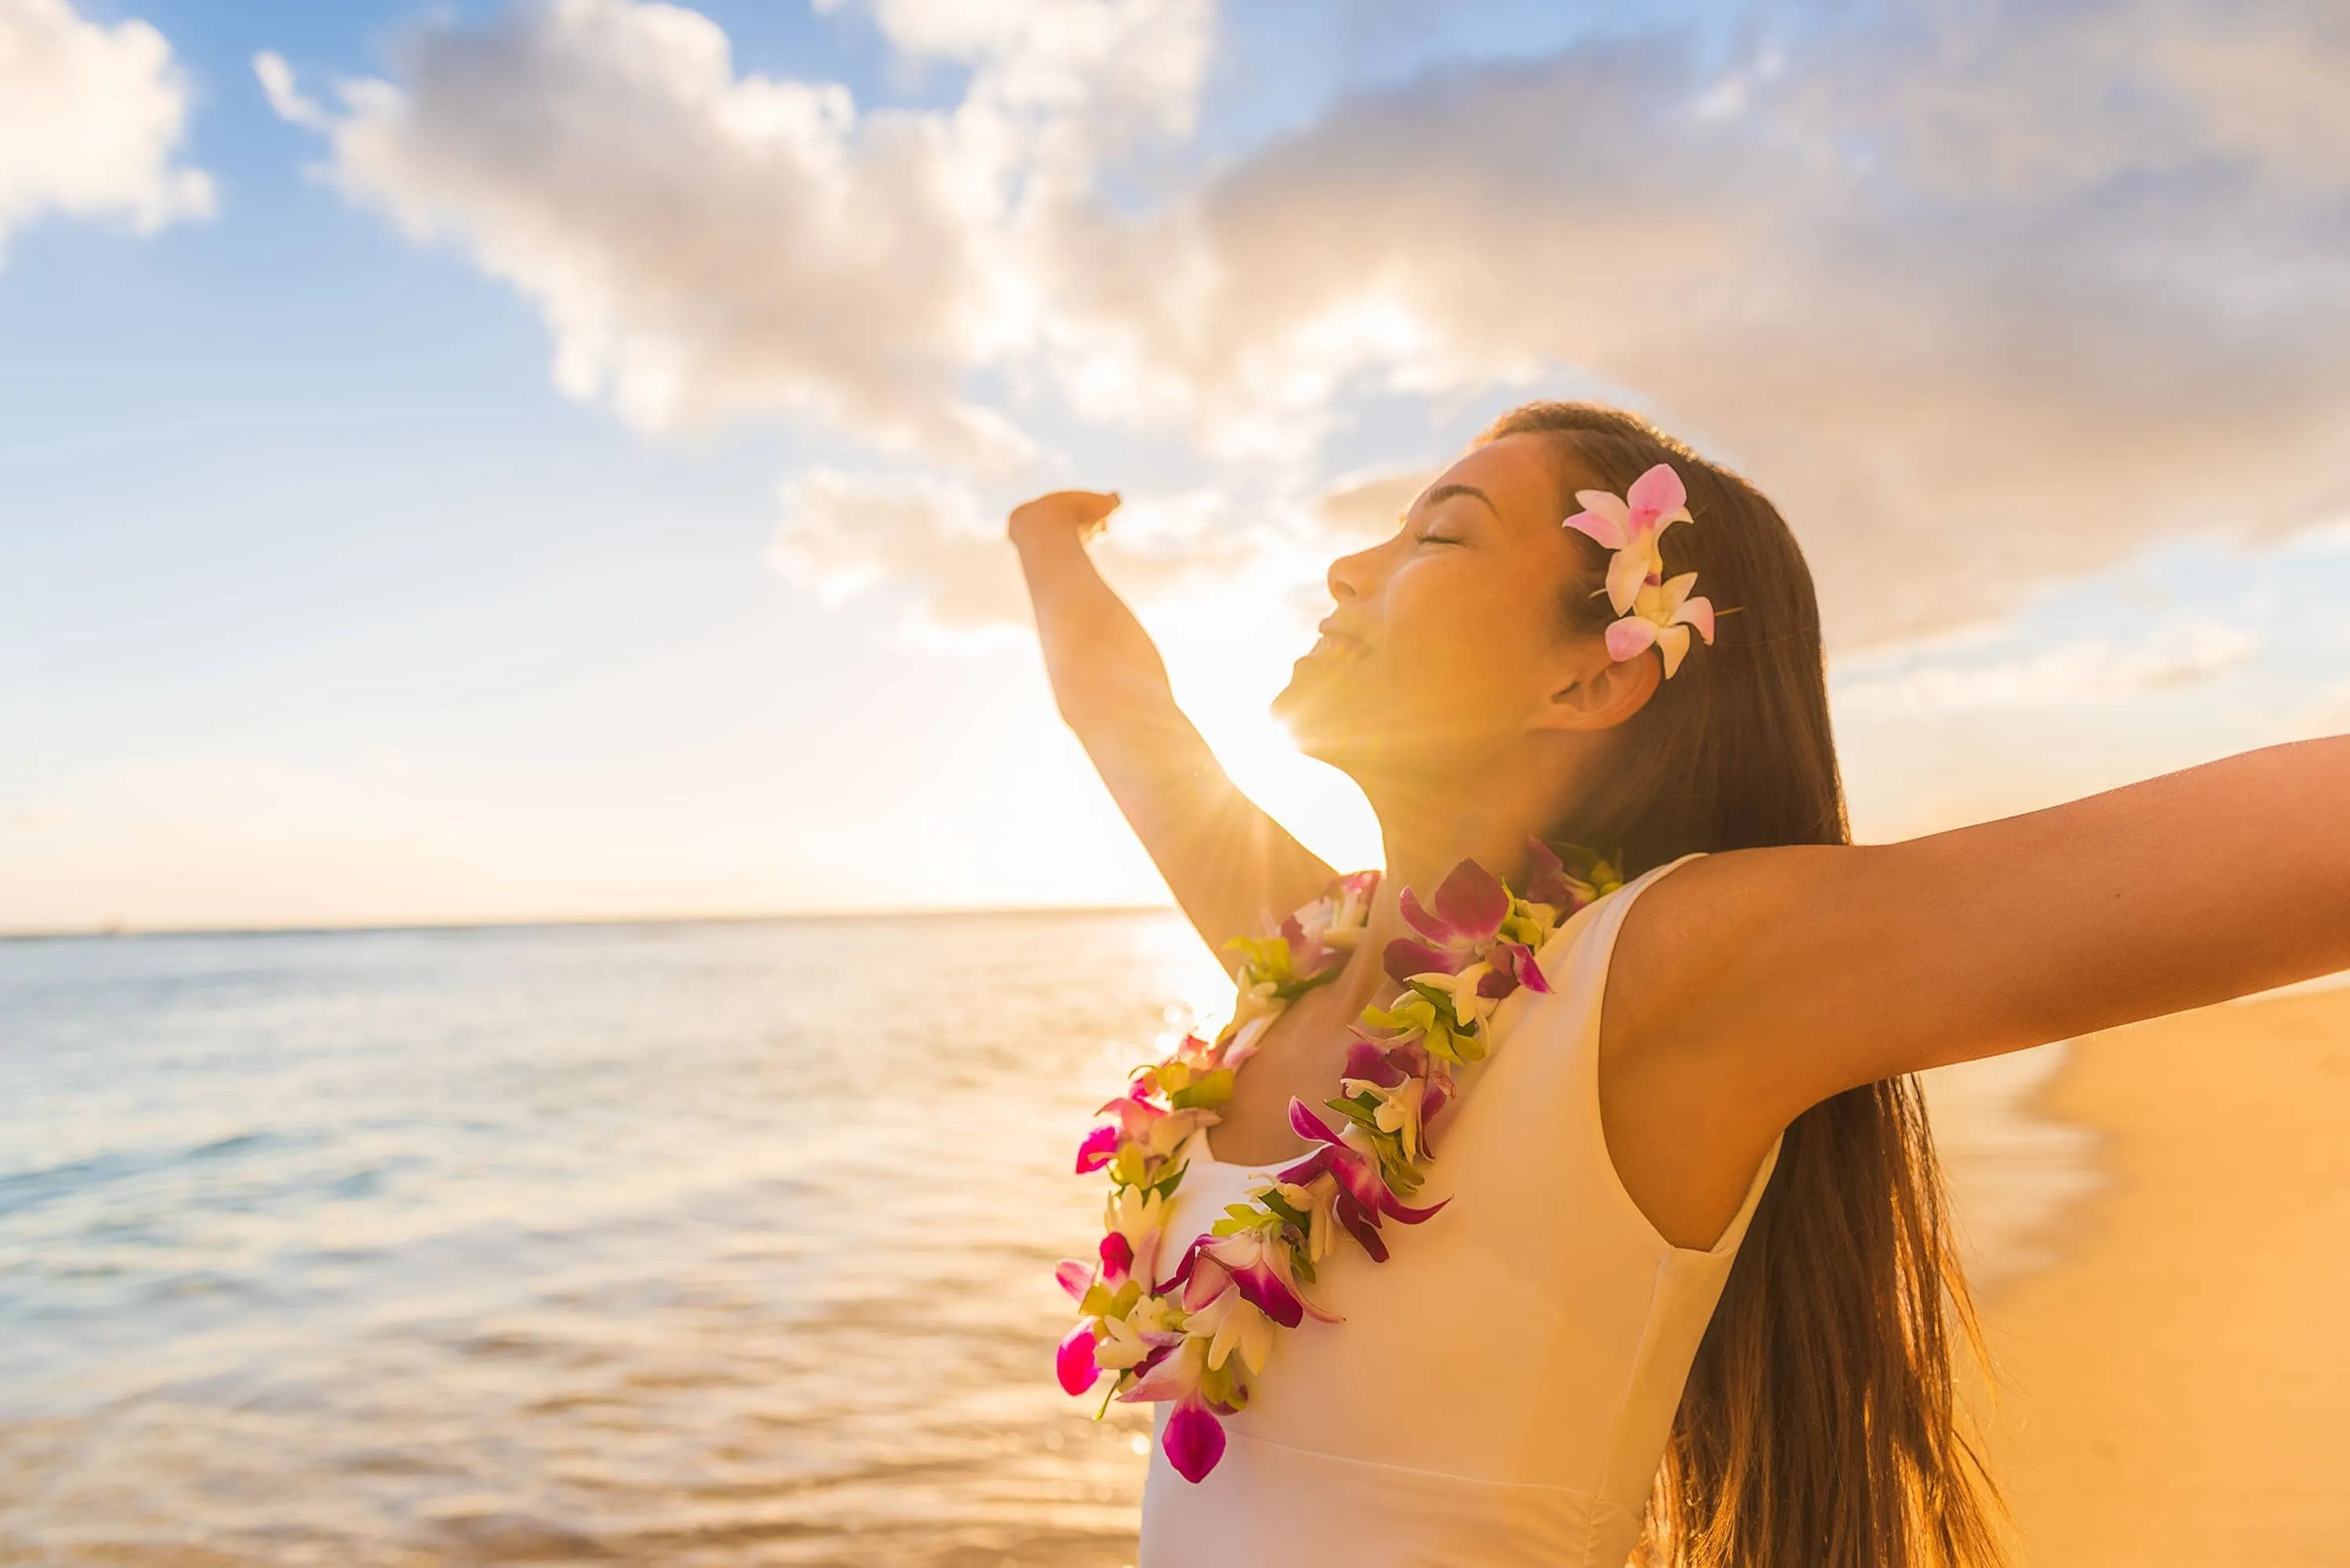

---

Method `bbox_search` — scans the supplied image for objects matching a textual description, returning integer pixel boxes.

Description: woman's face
[1273,434,1607,781]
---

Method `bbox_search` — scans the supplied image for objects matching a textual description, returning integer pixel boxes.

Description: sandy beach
[1979,985,2350,1566]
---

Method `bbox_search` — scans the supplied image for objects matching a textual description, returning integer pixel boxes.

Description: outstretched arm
[1630,736,2350,1125]
[1009,491,1337,973]
[1599,737,2350,1248]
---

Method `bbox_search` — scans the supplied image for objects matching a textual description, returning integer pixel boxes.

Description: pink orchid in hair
[1608,572,1716,679]
[1564,462,1693,614]
[1564,462,1716,681]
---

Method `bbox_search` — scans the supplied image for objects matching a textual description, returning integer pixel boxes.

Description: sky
[2,0,2347,934]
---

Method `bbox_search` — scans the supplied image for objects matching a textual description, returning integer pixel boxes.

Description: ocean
[0,912,2090,1566]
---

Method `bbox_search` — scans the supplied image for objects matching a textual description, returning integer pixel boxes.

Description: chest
[1208,972,1398,1165]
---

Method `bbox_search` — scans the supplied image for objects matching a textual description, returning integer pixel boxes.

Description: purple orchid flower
[1157,1230,1332,1334]
[1380,858,1552,1003]
[1162,1402,1226,1483]
[1521,836,1614,915]
[1279,868,1381,978]
[1276,1099,1448,1263]
[1183,1227,1338,1331]
[1119,1338,1230,1482]
[1341,1035,1453,1152]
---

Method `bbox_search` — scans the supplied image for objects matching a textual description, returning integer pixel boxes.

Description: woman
[1009,402,2350,1568]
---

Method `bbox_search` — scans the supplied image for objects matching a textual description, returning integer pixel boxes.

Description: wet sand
[1979,985,2350,1566]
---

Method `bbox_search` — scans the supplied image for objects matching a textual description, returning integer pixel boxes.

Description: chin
[1269,658,1330,739]
[1270,667,1364,771]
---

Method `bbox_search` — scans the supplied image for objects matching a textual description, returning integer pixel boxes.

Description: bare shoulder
[1593,846,1853,1248]
[1602,845,1864,1079]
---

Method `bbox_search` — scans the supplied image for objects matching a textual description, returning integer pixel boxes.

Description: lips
[1307,620,1372,663]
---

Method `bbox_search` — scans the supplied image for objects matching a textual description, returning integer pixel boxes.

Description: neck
[1340,753,1580,992]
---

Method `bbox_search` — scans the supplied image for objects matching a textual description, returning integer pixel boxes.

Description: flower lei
[1054,840,1626,1482]
[1565,461,1716,679]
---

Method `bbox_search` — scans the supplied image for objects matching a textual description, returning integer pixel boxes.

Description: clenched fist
[1007,490,1120,547]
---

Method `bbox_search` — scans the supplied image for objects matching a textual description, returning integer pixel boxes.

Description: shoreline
[1973,985,2350,1563]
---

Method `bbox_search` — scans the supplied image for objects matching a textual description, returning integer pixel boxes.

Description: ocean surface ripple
[0,912,2088,1566]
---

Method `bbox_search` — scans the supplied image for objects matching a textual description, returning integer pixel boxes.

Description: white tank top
[1137,854,1781,1568]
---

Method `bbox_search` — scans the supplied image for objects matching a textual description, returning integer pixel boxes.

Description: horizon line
[0,900,1181,944]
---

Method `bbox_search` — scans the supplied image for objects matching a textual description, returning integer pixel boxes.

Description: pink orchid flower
[1337,1036,1445,1164]
[1260,1171,1345,1263]
[1051,1258,1107,1394]
[1606,572,1716,679]
[1209,1225,1340,1329]
[1073,1123,1119,1173]
[1175,1252,1279,1376]
[1283,869,1380,974]
[1278,1099,1448,1263]
[1564,461,1694,616]
[1094,1089,1217,1162]
[1104,1184,1166,1270]
[1344,1035,1449,1111]
[1094,1293,1182,1371]
[1056,1317,1102,1396]
[1119,1336,1230,1483]
[1520,836,1618,915]
[1381,859,1551,1012]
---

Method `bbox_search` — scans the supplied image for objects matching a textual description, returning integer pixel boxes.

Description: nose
[1325,541,1377,605]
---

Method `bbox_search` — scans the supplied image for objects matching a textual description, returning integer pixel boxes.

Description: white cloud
[1835,620,2260,715]
[1033,3,2350,644]
[0,0,212,260]
[259,0,2350,650]
[257,0,1213,470]
[768,465,1264,637]
[771,466,1027,629]
[823,0,1211,141]
[251,49,324,130]
[1307,464,1437,552]
[2288,680,2350,741]
[258,0,1036,465]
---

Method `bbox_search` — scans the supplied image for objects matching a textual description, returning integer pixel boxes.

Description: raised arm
[1008,491,1337,972]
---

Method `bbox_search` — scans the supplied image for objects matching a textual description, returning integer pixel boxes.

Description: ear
[1529,639,1661,734]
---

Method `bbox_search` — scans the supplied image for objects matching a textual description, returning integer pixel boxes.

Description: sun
[1153,600,1386,877]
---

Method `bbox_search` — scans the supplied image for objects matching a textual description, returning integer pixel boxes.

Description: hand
[1008,489,1120,547]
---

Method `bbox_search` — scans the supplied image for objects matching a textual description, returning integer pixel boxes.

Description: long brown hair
[1481,403,2005,1568]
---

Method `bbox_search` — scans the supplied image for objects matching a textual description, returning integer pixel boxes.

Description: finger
[1081,490,1120,539]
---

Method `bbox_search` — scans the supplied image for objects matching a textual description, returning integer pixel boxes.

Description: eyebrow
[1414,482,1502,521]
